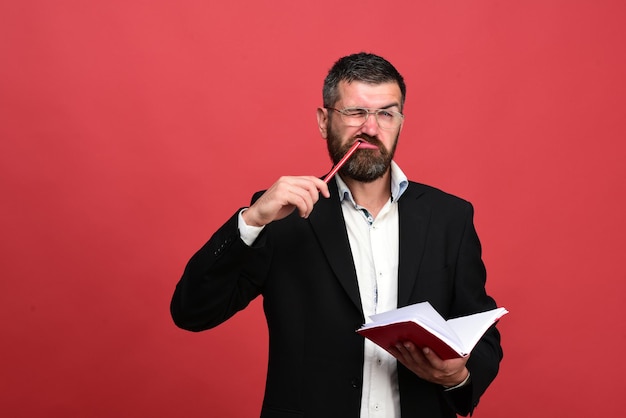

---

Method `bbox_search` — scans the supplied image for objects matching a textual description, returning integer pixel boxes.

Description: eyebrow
[380,103,401,110]
[346,103,401,111]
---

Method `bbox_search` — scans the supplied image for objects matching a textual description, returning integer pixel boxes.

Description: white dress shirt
[238,162,409,418]
[335,162,408,418]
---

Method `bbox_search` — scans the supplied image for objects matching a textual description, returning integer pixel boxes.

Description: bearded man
[171,52,503,418]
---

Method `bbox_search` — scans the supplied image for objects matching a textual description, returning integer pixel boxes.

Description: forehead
[336,80,402,108]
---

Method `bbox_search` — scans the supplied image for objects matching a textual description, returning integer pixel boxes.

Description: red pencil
[323,140,377,183]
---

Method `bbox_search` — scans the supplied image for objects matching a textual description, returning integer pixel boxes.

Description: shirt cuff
[443,371,471,391]
[238,208,265,246]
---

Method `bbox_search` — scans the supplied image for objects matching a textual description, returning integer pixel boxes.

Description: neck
[343,171,392,218]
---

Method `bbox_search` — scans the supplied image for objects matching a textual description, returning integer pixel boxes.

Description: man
[171,52,503,417]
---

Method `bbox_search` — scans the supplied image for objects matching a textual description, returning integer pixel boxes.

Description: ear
[316,107,329,139]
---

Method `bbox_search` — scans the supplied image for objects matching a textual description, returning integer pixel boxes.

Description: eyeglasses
[326,107,404,130]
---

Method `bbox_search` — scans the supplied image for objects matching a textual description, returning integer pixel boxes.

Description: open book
[357,302,508,360]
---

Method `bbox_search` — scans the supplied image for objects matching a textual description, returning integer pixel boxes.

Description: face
[317,80,404,182]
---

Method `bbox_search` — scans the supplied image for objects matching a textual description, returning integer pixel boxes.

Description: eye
[343,108,368,117]
[377,110,394,120]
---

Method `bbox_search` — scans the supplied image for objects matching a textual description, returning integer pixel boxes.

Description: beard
[326,123,399,183]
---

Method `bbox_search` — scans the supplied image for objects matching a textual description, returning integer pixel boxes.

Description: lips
[357,141,378,150]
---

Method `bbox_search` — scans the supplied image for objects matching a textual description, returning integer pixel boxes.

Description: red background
[1,1,625,417]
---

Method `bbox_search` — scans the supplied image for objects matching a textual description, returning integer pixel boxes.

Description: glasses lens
[335,108,403,129]
[341,108,368,127]
[375,110,402,130]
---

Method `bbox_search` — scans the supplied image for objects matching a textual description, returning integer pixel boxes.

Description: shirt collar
[336,161,409,205]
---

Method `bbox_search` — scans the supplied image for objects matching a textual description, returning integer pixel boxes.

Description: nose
[360,112,379,136]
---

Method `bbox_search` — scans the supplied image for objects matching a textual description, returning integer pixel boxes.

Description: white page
[362,302,464,352]
[447,308,508,353]
[365,302,446,329]
[361,303,507,356]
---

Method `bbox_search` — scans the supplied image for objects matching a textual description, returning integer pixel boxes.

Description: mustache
[355,134,380,145]
[352,134,384,150]
[352,135,387,154]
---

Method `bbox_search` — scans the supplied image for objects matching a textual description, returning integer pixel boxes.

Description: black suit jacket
[171,179,502,417]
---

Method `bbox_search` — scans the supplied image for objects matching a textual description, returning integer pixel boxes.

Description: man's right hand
[242,176,330,227]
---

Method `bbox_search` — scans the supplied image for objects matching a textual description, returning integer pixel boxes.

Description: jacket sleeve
[443,202,503,416]
[170,208,272,332]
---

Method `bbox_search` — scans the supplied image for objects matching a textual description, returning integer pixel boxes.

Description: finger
[389,343,431,379]
[421,347,445,368]
[254,176,328,222]
[296,176,329,203]
[392,342,426,367]
[251,179,309,222]
[291,180,322,217]
[289,177,330,217]
[267,178,311,212]
[311,177,331,198]
[293,192,315,218]
[399,341,425,361]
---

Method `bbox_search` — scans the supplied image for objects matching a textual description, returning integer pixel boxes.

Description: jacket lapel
[308,179,363,316]
[397,183,431,308]
[308,181,432,313]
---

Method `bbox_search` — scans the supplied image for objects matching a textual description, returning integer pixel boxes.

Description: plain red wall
[1,1,625,417]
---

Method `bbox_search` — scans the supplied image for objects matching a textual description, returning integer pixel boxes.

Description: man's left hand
[388,342,470,388]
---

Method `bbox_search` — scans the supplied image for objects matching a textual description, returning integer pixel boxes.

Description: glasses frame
[326,106,404,130]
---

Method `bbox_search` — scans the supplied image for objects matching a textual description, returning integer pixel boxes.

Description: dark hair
[323,52,406,108]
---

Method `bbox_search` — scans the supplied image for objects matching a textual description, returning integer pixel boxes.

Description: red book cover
[357,321,463,360]
[356,302,508,360]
